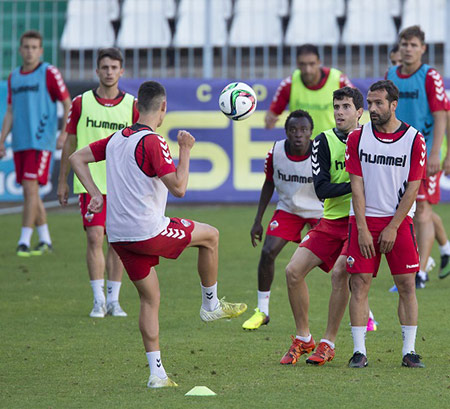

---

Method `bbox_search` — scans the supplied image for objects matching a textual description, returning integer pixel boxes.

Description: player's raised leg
[281,247,321,364]
[243,235,287,330]
[188,221,247,321]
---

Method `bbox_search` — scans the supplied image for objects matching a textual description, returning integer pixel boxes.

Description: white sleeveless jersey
[272,140,323,218]
[349,122,418,218]
[105,129,170,242]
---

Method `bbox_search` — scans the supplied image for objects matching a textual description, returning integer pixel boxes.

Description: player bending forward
[70,81,247,388]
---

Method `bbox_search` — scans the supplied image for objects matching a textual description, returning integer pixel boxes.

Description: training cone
[185,386,217,396]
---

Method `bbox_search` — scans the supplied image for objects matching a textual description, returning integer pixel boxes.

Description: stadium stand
[173,0,231,47]
[60,0,119,50]
[400,0,445,43]
[284,0,344,46]
[117,0,175,49]
[341,0,401,45]
[228,0,289,47]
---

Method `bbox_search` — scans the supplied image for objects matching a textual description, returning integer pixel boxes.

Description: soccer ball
[219,82,257,121]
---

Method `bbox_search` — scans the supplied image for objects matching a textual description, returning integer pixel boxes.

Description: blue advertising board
[1,77,450,202]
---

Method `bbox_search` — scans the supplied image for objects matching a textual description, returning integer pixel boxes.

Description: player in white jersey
[69,81,247,388]
[242,110,322,330]
[345,80,426,368]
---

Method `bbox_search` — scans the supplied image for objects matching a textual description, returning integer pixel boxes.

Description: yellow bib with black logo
[289,68,341,137]
[323,128,351,219]
[74,91,134,194]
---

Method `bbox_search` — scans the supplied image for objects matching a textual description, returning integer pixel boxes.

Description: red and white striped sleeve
[269,76,292,115]
[425,68,448,112]
[408,132,427,181]
[264,148,274,182]
[46,65,70,102]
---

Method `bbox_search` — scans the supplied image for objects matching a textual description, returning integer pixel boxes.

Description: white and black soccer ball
[219,82,257,121]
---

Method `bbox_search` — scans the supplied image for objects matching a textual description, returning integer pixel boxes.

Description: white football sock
[18,227,33,246]
[418,270,427,280]
[90,279,105,303]
[296,334,312,343]
[257,290,270,316]
[36,224,51,245]
[201,283,218,311]
[320,339,335,349]
[146,351,167,379]
[368,309,374,320]
[106,280,121,304]
[439,240,450,256]
[401,325,417,357]
[351,326,367,355]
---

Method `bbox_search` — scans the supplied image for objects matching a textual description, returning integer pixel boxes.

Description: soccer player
[57,48,139,318]
[389,44,402,67]
[0,30,71,256]
[69,81,247,388]
[345,80,426,368]
[242,110,323,330]
[280,87,364,366]
[265,44,352,135]
[387,25,450,287]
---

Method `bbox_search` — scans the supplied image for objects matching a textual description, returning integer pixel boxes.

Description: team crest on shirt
[181,219,191,227]
[270,220,279,231]
[347,256,355,268]
[301,234,310,243]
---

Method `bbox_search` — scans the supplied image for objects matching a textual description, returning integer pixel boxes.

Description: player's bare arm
[428,110,447,176]
[69,146,103,213]
[0,104,13,159]
[251,179,275,247]
[56,97,72,149]
[57,133,77,206]
[264,110,279,129]
[160,130,195,197]
[349,173,375,259]
[378,179,421,254]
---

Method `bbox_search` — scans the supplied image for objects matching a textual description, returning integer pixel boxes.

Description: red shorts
[417,171,441,204]
[266,209,319,243]
[79,193,107,229]
[111,217,195,281]
[299,217,349,272]
[346,216,419,276]
[13,149,52,185]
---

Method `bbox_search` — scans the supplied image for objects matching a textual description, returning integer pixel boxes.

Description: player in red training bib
[345,80,426,369]
[69,81,247,389]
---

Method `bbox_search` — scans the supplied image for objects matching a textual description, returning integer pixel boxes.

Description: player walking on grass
[58,48,138,318]
[69,81,247,388]
[242,110,323,330]
[0,30,71,257]
[280,87,369,367]
[387,26,450,287]
[345,80,425,368]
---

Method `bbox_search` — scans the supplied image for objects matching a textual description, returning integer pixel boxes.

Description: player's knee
[205,225,219,248]
[285,262,303,286]
[414,202,432,220]
[331,267,349,290]
[86,228,104,247]
[260,246,277,263]
[350,275,369,297]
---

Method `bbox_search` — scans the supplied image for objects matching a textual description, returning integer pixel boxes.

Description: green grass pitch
[1,204,450,408]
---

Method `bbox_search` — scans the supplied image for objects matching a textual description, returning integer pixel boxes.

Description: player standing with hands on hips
[345,80,426,368]
[69,81,247,388]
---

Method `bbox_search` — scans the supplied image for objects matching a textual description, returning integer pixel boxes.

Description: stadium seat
[60,0,119,50]
[285,0,344,46]
[400,0,445,43]
[341,0,401,45]
[228,0,288,47]
[117,0,175,48]
[173,0,231,47]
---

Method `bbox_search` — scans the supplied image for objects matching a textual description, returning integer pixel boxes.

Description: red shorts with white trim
[266,209,319,243]
[299,217,349,273]
[417,171,441,204]
[13,149,52,185]
[346,215,419,276]
[79,193,107,229]
[111,217,195,281]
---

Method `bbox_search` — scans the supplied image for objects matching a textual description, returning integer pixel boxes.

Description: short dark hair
[97,48,123,68]
[333,87,364,110]
[297,44,320,59]
[399,25,425,44]
[137,81,166,113]
[369,80,399,103]
[285,109,314,132]
[390,44,399,54]
[20,30,43,46]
